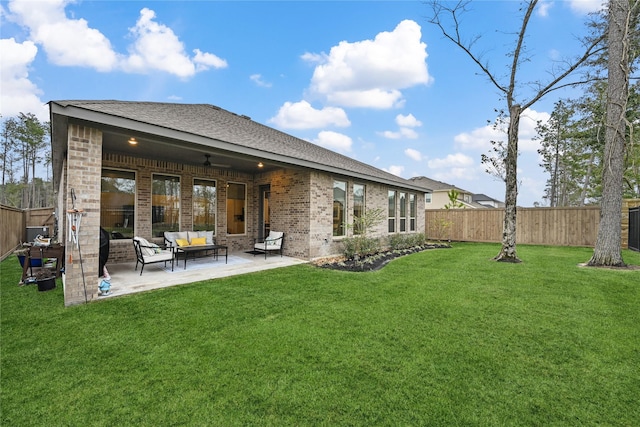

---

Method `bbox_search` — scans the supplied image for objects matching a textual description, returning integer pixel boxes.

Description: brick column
[63,124,102,306]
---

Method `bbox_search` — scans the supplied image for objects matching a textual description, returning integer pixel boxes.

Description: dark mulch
[314,244,451,272]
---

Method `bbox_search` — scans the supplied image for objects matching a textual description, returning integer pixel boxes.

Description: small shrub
[343,235,382,259]
[388,233,423,250]
[429,218,453,243]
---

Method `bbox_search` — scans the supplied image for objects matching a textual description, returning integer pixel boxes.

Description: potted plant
[35,269,56,292]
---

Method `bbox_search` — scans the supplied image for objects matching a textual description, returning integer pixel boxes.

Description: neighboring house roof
[49,100,428,192]
[408,176,468,193]
[409,176,491,209]
[473,193,505,208]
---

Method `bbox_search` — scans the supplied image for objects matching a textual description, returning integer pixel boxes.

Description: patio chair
[254,231,284,259]
[133,236,174,275]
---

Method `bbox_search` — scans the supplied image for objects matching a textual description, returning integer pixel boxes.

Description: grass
[1,243,639,426]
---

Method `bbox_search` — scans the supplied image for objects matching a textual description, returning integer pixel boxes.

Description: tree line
[0,113,54,209]
[535,80,640,207]
[429,0,639,266]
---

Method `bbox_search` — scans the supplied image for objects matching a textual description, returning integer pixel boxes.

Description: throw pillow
[198,230,215,245]
[175,238,189,247]
[190,237,206,245]
[137,237,159,256]
[187,231,199,244]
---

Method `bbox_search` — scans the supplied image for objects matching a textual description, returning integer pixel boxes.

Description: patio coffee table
[176,244,228,269]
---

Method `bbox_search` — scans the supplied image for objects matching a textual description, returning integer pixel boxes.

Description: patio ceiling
[100,125,282,175]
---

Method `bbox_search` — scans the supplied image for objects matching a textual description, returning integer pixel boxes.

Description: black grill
[629,207,639,252]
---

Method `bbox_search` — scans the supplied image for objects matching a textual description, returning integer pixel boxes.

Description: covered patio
[95,251,306,299]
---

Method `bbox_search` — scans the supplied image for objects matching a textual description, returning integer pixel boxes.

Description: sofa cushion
[266,231,283,247]
[164,231,176,246]
[187,231,199,243]
[198,230,215,245]
[175,238,189,247]
[164,231,188,248]
[190,237,206,245]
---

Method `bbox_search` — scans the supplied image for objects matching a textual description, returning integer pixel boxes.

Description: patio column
[63,124,102,306]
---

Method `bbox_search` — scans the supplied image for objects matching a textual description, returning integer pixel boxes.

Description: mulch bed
[313,244,451,272]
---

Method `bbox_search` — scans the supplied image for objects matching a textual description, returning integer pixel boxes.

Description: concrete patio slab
[95,251,307,300]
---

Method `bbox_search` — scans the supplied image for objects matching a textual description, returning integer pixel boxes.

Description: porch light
[128,138,138,145]
[257,162,264,168]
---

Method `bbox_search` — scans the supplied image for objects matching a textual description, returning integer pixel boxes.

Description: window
[425,193,432,203]
[409,193,416,231]
[152,174,180,237]
[226,182,246,235]
[353,183,365,235]
[101,169,135,238]
[193,179,216,233]
[399,192,407,232]
[333,180,347,236]
[388,190,396,233]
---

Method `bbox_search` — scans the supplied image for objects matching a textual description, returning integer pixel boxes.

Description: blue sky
[1,0,605,206]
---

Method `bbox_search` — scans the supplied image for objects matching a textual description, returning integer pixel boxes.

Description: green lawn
[2,243,639,426]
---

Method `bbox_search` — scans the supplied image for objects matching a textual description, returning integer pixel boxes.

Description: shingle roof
[409,176,468,193]
[51,100,426,191]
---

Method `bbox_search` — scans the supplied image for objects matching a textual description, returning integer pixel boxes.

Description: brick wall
[91,148,425,276]
[308,173,425,259]
[64,124,103,306]
[103,153,256,260]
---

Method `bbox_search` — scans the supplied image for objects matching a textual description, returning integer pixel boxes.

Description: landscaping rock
[314,244,451,272]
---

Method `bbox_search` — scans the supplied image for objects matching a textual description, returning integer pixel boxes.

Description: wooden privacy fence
[425,206,601,247]
[1,205,24,261]
[0,205,56,261]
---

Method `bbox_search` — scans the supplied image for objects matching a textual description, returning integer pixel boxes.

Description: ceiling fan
[202,153,231,168]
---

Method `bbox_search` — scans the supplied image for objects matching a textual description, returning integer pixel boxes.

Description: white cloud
[193,48,227,71]
[327,88,405,109]
[269,100,350,129]
[380,113,422,139]
[381,127,419,139]
[306,20,432,109]
[250,74,272,88]
[123,8,227,78]
[454,108,550,153]
[428,153,475,169]
[300,52,324,63]
[384,165,405,176]
[519,108,550,151]
[8,0,118,71]
[311,130,352,153]
[454,125,502,152]
[536,1,553,17]
[7,1,226,78]
[396,113,422,128]
[569,0,606,14]
[405,148,423,161]
[0,38,48,120]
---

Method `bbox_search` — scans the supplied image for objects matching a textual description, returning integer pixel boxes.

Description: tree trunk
[588,0,629,267]
[495,104,522,263]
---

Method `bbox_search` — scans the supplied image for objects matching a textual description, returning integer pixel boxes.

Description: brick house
[50,100,429,306]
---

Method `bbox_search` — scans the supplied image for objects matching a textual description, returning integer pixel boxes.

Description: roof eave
[50,102,429,192]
